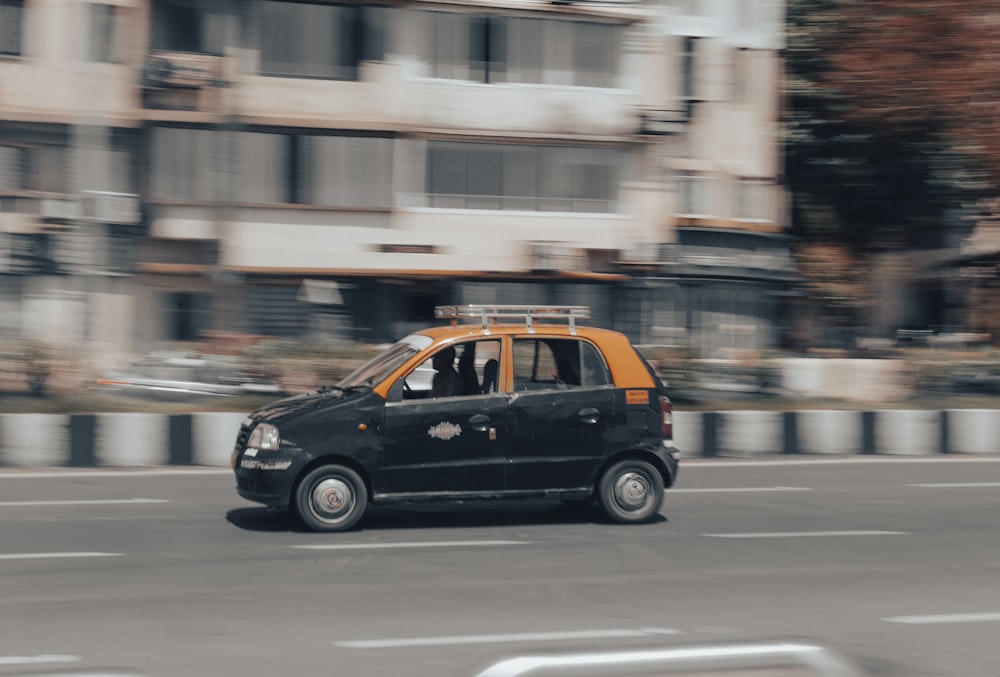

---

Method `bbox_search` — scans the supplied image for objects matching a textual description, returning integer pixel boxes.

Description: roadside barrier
[0,409,998,467]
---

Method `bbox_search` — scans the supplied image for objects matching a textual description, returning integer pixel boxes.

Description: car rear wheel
[598,459,664,524]
[295,465,368,532]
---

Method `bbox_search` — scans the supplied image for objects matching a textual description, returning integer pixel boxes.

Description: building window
[419,12,622,88]
[88,3,124,63]
[74,129,138,195]
[574,21,619,88]
[0,145,68,193]
[737,178,777,222]
[0,0,24,57]
[259,1,384,80]
[150,127,224,201]
[0,145,24,190]
[681,36,697,104]
[677,171,711,217]
[150,0,237,55]
[248,286,308,337]
[233,131,289,204]
[428,11,471,80]
[149,126,392,207]
[427,142,624,213]
[151,127,281,203]
[165,292,212,342]
[298,135,392,208]
[499,17,541,84]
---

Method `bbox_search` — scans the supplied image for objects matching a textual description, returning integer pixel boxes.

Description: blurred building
[0,0,789,361]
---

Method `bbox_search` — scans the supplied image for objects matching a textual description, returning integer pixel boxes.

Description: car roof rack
[435,305,591,335]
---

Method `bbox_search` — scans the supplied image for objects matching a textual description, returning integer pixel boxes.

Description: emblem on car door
[428,422,462,440]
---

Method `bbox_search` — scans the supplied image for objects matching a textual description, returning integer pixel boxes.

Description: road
[1,457,999,677]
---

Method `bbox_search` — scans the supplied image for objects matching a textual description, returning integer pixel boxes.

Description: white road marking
[294,540,530,551]
[683,457,1000,468]
[0,498,170,507]
[0,655,80,666]
[336,627,682,649]
[0,468,230,479]
[671,486,811,494]
[907,482,1000,488]
[704,530,908,539]
[0,552,124,561]
[883,612,1000,625]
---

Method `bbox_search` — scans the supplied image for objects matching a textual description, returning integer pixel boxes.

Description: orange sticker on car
[626,390,649,405]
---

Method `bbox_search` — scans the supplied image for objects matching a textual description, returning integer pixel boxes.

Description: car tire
[295,465,368,532]
[598,459,664,524]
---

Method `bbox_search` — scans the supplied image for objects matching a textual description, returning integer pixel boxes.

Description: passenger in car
[431,346,464,398]
[481,358,499,393]
[555,353,581,386]
[457,343,481,396]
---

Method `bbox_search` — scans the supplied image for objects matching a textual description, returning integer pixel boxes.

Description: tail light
[659,394,673,439]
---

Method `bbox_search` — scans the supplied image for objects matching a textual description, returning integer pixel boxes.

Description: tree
[785,0,1000,337]
[786,0,994,255]
[823,1,1000,182]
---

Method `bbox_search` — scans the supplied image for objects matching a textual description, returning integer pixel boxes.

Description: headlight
[247,423,280,451]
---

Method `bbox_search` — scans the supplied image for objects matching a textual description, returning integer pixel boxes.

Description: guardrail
[1,409,999,467]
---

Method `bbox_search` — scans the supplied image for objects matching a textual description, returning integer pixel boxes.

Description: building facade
[0,0,788,364]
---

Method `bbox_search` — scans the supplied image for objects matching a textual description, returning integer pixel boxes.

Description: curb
[1,409,999,468]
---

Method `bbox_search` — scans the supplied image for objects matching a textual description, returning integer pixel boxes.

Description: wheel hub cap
[312,478,353,521]
[615,472,650,509]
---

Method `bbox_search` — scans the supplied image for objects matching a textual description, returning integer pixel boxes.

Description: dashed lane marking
[907,482,1000,488]
[336,627,682,649]
[883,612,1000,625]
[0,498,169,507]
[0,552,124,561]
[294,540,530,551]
[0,655,80,666]
[671,486,811,494]
[703,530,909,539]
[683,457,1000,468]
[0,469,229,478]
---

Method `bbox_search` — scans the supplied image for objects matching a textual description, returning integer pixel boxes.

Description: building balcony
[228,61,639,138]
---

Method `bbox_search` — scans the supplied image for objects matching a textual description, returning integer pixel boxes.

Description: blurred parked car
[95,352,283,400]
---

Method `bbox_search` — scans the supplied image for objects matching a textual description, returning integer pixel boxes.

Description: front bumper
[233,451,298,508]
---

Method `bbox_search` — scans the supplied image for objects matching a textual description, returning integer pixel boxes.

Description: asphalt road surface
[1,457,999,677]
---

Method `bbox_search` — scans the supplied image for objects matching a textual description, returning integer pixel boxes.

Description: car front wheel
[598,459,664,524]
[295,464,368,532]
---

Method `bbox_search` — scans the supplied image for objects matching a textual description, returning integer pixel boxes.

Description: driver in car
[431,346,464,398]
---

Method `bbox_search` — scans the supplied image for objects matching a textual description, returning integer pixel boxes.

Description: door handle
[469,413,491,432]
[577,407,600,424]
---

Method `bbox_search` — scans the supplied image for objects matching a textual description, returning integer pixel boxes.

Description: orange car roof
[370,322,656,399]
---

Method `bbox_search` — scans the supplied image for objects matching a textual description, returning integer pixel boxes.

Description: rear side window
[580,341,611,386]
[513,338,610,390]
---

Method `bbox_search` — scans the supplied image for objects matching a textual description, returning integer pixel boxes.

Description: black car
[233,305,680,531]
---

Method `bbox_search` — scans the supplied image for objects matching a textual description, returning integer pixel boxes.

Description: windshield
[337,334,434,388]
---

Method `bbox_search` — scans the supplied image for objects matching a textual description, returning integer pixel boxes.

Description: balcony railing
[661,243,794,272]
